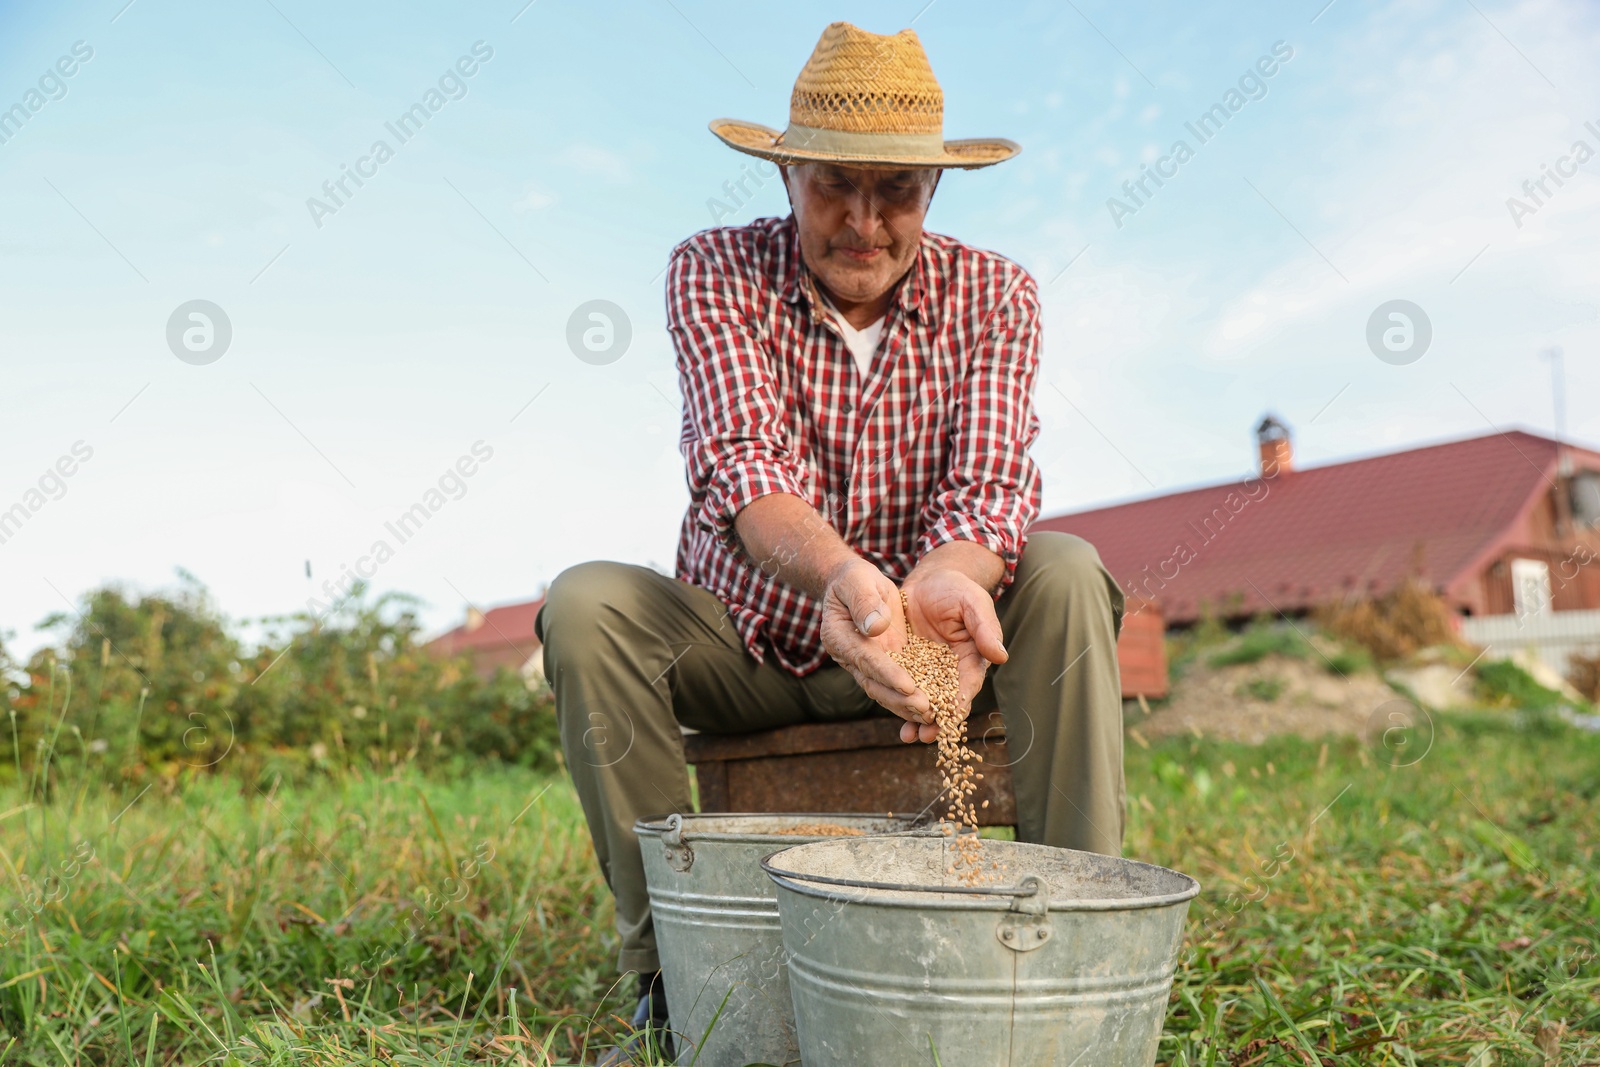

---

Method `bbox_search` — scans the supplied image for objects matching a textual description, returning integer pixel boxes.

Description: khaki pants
[534,531,1126,974]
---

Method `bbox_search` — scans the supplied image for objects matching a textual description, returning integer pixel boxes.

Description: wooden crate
[682,611,1164,825]
[684,711,1016,827]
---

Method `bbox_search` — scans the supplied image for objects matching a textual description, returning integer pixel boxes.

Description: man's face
[782,163,940,307]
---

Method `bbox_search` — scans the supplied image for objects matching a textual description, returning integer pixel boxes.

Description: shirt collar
[778,212,930,320]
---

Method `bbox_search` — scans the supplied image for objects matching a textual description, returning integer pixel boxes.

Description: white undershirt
[817,290,886,376]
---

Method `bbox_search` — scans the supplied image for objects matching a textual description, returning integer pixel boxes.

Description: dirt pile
[1136,653,1397,744]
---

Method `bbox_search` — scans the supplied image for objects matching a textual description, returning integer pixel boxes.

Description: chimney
[1256,414,1292,477]
[465,606,486,632]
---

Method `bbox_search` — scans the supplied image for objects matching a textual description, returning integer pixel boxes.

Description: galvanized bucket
[635,812,926,1067]
[762,836,1200,1067]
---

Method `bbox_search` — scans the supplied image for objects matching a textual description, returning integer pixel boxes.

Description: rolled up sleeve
[667,244,808,554]
[914,270,1043,595]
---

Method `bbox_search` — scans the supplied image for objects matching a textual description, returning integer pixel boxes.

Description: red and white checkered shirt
[667,213,1043,676]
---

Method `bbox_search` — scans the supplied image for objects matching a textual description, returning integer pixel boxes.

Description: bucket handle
[760,854,1048,904]
[661,813,694,873]
[761,857,1055,950]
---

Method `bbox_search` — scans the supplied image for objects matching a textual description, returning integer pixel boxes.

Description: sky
[2,0,1597,657]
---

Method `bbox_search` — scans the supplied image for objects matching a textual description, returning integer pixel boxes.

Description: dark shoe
[597,978,673,1066]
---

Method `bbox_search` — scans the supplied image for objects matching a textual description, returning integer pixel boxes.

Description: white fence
[1460,609,1600,683]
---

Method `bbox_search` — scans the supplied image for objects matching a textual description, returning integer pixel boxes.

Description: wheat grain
[887,589,1000,885]
[770,823,865,837]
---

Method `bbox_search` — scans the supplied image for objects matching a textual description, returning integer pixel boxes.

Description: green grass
[1130,714,1600,1065]
[1,714,1596,1064]
[1206,625,1315,669]
[1238,676,1287,702]
[1324,646,1375,677]
[1476,660,1574,713]
[0,764,635,1064]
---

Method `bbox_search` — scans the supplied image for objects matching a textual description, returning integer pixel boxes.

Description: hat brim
[709,119,1019,170]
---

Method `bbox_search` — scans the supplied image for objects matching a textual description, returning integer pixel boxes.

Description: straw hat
[709,22,1019,171]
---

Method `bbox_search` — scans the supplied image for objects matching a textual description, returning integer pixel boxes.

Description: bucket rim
[633,811,936,844]
[759,841,1201,913]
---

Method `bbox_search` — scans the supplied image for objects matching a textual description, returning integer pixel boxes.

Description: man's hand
[818,558,932,730]
[897,565,1009,744]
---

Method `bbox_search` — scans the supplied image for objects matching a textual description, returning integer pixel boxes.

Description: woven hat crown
[790,23,943,136]
[706,20,1017,170]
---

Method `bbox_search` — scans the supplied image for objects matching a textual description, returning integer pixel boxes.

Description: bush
[7,574,560,784]
[1315,579,1461,663]
[1569,653,1600,703]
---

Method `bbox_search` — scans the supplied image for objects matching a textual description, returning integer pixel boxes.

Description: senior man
[535,21,1125,1057]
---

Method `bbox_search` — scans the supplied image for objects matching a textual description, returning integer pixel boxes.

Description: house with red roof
[1032,418,1600,678]
[427,597,546,682]
[431,419,1600,693]
[428,583,1170,698]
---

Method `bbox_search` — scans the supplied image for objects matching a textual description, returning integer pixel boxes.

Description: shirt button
[842,402,854,414]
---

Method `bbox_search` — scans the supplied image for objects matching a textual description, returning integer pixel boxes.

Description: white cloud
[1159,1,1600,366]
[512,184,555,212]
[1010,0,1600,512]
[558,143,632,183]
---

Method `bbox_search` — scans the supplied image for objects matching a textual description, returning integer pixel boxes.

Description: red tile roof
[428,597,545,656]
[1031,429,1583,623]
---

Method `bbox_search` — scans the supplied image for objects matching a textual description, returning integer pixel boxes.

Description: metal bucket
[635,812,926,1066]
[762,836,1200,1067]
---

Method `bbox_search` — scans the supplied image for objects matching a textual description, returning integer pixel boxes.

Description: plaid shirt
[666,213,1043,676]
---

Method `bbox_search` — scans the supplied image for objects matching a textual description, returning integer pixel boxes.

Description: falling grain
[887,590,997,885]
